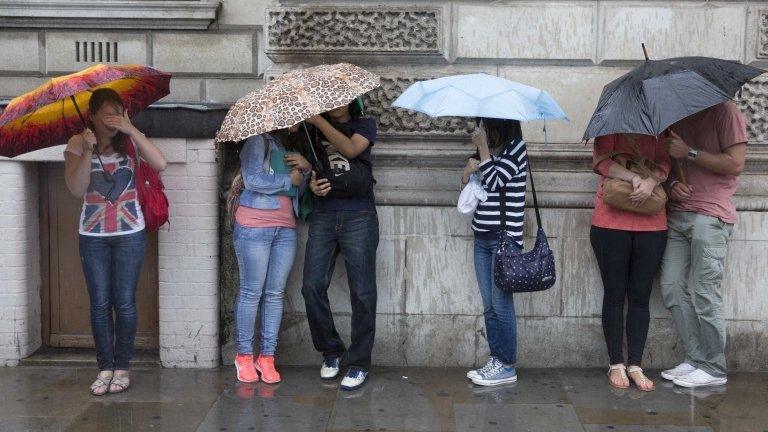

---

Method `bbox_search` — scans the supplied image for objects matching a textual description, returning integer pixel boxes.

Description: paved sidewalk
[0,366,765,431]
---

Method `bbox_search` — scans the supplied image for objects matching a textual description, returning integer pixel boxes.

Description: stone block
[727,320,768,371]
[723,240,768,321]
[45,32,147,72]
[203,78,264,104]
[217,0,275,27]
[0,31,39,72]
[499,66,630,144]
[600,3,746,62]
[152,33,253,74]
[405,235,477,315]
[160,78,201,103]
[400,315,478,367]
[730,211,768,241]
[454,4,596,61]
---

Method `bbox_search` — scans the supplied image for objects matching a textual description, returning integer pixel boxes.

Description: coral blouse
[591,134,671,232]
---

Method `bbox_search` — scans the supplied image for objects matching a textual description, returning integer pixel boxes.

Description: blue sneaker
[470,358,518,386]
[340,368,368,391]
[320,356,341,380]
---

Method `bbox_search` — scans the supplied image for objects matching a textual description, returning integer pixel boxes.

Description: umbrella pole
[301,122,319,164]
[641,43,649,61]
[69,95,88,128]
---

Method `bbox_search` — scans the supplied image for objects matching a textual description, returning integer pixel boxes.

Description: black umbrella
[583,50,765,141]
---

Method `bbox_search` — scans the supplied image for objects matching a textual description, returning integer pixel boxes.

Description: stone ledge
[0,1,221,30]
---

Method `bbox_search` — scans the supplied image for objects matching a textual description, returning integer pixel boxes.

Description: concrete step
[19,348,160,369]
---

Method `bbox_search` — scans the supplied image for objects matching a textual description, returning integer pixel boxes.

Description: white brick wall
[0,161,41,366]
[157,139,220,368]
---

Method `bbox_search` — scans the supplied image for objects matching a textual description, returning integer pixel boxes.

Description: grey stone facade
[1,1,767,370]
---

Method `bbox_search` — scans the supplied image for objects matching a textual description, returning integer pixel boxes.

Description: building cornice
[0,1,221,30]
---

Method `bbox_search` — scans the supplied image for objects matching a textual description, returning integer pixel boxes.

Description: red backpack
[126,139,169,232]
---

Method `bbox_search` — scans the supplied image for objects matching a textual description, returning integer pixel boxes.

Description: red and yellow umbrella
[0,64,171,158]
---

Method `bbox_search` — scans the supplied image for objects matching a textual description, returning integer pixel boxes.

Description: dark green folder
[269,149,298,197]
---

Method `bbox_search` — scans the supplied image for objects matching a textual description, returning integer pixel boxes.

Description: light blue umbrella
[392,73,568,122]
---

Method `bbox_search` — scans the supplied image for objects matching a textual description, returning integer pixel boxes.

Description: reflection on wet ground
[0,366,766,431]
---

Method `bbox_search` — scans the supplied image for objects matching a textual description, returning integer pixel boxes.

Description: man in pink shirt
[659,101,748,388]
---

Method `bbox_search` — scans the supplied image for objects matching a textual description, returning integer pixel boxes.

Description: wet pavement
[0,366,766,432]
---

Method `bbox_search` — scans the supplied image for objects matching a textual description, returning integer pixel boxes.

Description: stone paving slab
[0,366,766,432]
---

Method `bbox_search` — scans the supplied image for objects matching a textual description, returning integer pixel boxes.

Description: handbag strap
[499,157,542,234]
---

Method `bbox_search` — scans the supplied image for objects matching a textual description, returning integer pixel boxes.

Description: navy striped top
[472,139,528,247]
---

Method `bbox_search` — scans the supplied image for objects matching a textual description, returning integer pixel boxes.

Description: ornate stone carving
[266,7,442,55]
[759,9,768,58]
[737,75,768,144]
[364,76,473,137]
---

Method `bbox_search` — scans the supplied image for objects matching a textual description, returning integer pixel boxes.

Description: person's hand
[631,174,642,190]
[629,177,656,206]
[309,171,331,196]
[103,110,138,135]
[471,126,488,149]
[285,153,311,172]
[463,158,479,176]
[669,181,693,202]
[290,169,303,186]
[78,128,96,153]
[665,130,689,159]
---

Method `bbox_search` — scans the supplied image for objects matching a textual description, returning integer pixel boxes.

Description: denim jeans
[474,233,519,365]
[590,226,668,366]
[79,230,147,371]
[233,224,298,356]
[301,211,379,370]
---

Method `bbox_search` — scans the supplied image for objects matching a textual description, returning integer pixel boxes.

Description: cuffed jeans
[79,230,147,371]
[301,211,379,371]
[474,233,519,366]
[233,224,297,356]
[661,211,733,378]
[590,226,667,366]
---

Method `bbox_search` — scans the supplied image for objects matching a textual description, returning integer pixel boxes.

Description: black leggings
[590,226,667,366]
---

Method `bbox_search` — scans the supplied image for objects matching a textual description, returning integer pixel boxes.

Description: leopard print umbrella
[215,63,380,144]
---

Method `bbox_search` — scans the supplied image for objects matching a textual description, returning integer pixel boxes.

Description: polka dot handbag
[493,163,556,293]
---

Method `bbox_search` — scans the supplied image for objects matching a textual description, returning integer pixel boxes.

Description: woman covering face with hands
[63,88,166,396]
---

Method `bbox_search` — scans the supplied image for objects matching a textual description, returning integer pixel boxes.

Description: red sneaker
[234,353,259,383]
[255,355,282,384]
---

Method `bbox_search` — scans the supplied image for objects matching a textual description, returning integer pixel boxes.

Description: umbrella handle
[69,95,88,128]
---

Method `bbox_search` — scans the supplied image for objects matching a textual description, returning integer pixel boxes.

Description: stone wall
[1,0,767,369]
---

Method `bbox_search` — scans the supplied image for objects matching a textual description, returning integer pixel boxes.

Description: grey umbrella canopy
[583,57,765,140]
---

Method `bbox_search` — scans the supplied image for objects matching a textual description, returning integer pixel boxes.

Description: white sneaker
[467,357,496,380]
[672,368,727,388]
[320,356,341,380]
[340,368,368,391]
[661,362,696,381]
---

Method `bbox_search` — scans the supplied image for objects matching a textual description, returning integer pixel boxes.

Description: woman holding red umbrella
[64,88,166,395]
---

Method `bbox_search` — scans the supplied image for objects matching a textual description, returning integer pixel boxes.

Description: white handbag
[457,174,487,215]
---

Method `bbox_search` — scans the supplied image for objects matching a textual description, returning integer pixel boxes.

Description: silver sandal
[109,372,130,394]
[90,372,113,396]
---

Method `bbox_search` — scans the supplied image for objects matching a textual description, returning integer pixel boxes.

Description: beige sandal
[628,366,655,392]
[607,364,630,389]
[90,371,113,396]
[109,371,130,394]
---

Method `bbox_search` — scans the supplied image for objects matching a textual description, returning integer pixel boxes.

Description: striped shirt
[472,139,528,247]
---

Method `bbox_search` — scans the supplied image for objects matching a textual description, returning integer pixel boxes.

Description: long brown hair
[88,88,127,154]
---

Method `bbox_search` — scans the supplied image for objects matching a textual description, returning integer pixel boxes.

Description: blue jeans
[233,224,297,355]
[474,233,519,365]
[301,211,379,370]
[79,230,147,371]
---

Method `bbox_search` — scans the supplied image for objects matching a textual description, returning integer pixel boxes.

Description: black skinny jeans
[590,226,667,366]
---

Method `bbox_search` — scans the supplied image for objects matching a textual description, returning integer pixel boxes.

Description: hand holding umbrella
[664,129,689,185]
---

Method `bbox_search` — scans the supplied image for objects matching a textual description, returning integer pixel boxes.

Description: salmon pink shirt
[235,195,296,229]
[591,134,671,232]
